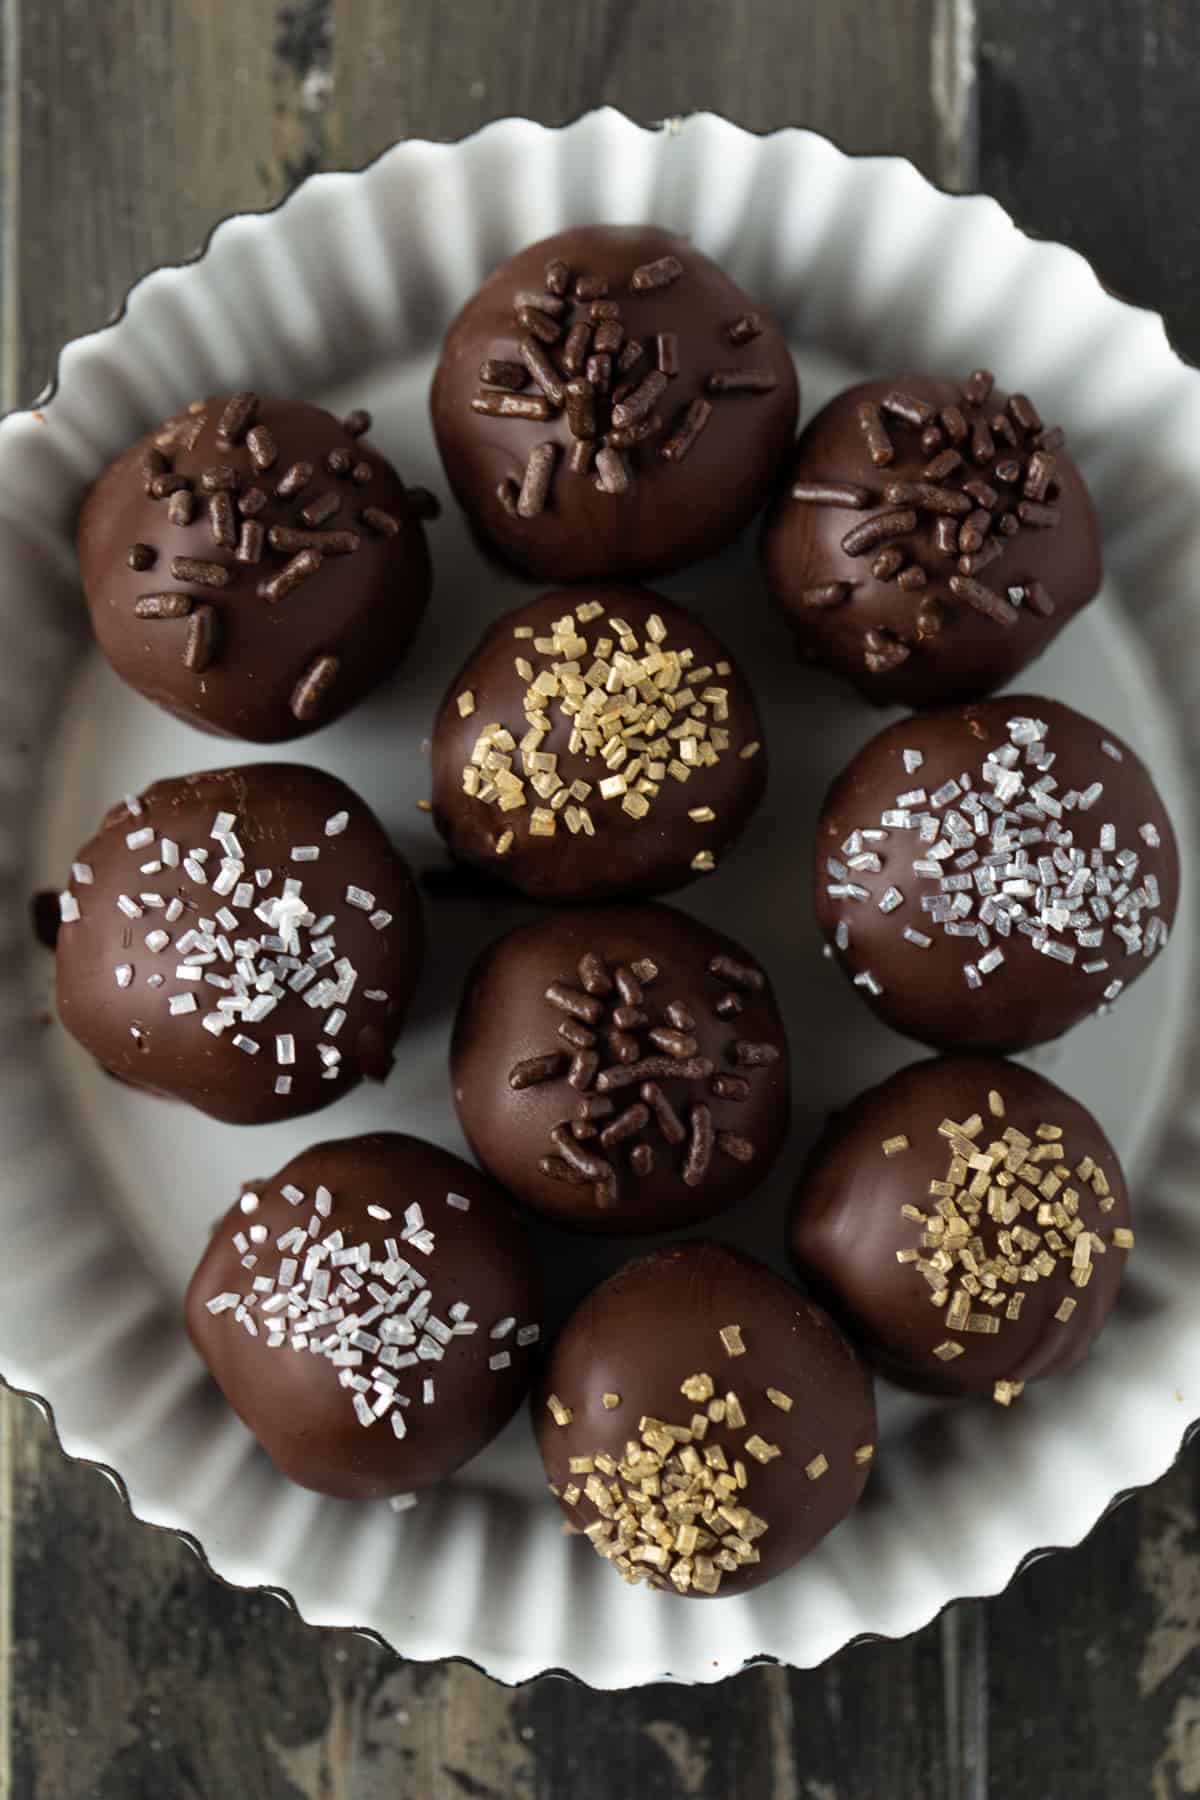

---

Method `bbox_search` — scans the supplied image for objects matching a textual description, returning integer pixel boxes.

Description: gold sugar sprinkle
[882,1134,910,1156]
[416,799,432,812]
[988,1090,1006,1117]
[805,1453,829,1481]
[546,1394,573,1426]
[569,1455,595,1474]
[719,1324,746,1358]
[456,690,476,718]
[745,1435,782,1464]
[854,1443,875,1464]
[1112,1227,1135,1249]
[680,1372,715,1402]
[724,1392,747,1429]
[934,1341,965,1361]
[766,1387,794,1413]
[601,1392,621,1410]
[691,850,716,872]
[688,805,716,822]
[495,829,514,856]
[1054,1298,1077,1323]
[993,1379,1022,1407]
[739,741,761,759]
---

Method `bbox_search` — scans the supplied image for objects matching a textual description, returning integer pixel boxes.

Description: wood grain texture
[5,1,1200,1795]
[978,0,1200,361]
[11,0,959,406]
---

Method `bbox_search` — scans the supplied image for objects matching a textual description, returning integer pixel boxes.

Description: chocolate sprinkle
[217,392,258,445]
[290,653,340,721]
[798,583,852,609]
[246,425,278,473]
[791,481,871,508]
[518,443,558,517]
[127,543,156,571]
[236,520,265,565]
[361,507,400,536]
[471,392,554,421]
[208,492,236,549]
[857,403,894,468]
[342,410,371,438]
[269,526,360,556]
[167,489,195,527]
[706,368,778,394]
[183,603,217,672]
[841,509,918,556]
[260,548,322,604]
[275,461,313,499]
[630,255,683,292]
[200,465,241,493]
[948,573,1018,627]
[134,593,193,619]
[660,399,712,464]
[170,555,230,589]
[299,492,341,529]
[480,360,527,390]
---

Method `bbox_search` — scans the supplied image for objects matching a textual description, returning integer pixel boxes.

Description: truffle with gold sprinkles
[431,586,767,901]
[187,1133,541,1498]
[534,1242,875,1596]
[791,1056,1131,1398]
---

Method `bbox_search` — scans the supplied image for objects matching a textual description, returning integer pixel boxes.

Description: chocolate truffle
[187,1134,541,1499]
[816,696,1178,1051]
[452,904,790,1234]
[55,764,423,1123]
[790,1057,1132,1401]
[78,393,434,741]
[430,225,798,582]
[431,587,766,901]
[761,372,1100,707]
[534,1242,876,1596]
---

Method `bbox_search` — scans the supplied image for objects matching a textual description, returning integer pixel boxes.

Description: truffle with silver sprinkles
[534,1242,875,1596]
[55,764,423,1122]
[431,586,767,902]
[791,1056,1132,1400]
[187,1134,541,1498]
[815,696,1179,1051]
[78,393,435,742]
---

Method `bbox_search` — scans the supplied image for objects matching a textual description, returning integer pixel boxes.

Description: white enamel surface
[1,111,1198,1687]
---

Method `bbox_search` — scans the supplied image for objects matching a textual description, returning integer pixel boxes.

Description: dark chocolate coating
[56,764,423,1123]
[431,586,766,902]
[534,1242,876,1596]
[815,696,1179,1051]
[430,226,798,582]
[761,375,1100,707]
[790,1057,1131,1397]
[78,394,432,741]
[186,1134,541,1498]
[451,904,790,1234]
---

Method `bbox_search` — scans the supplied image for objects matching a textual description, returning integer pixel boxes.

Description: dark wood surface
[3,3,1199,1795]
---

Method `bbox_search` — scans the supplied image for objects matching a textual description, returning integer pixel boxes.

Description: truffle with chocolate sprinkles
[451,904,789,1233]
[55,764,423,1123]
[761,373,1101,706]
[431,225,797,582]
[814,696,1179,1051]
[187,1133,540,1497]
[431,586,766,902]
[78,394,433,741]
[791,1056,1131,1398]
[534,1243,874,1594]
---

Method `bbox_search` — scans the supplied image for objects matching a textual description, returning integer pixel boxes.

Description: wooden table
[3,4,1199,1795]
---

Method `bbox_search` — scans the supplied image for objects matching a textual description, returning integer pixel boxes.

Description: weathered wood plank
[12,0,960,405]
[978,0,1200,359]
